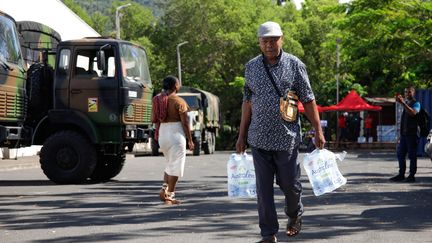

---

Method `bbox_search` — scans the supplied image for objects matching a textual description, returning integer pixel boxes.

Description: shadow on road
[0,160,431,242]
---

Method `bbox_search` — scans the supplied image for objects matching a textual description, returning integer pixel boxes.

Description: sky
[293,0,351,9]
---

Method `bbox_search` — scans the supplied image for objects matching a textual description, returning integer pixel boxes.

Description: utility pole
[176,41,188,85]
[335,38,341,147]
[116,3,131,39]
[336,38,341,104]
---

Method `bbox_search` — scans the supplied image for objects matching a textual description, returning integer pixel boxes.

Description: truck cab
[30,38,154,183]
[49,38,153,146]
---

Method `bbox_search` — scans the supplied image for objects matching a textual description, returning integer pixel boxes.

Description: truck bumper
[0,125,23,143]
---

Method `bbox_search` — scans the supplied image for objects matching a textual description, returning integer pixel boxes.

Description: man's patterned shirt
[243,51,315,151]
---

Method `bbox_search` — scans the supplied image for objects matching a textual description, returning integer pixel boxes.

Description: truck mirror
[96,50,106,71]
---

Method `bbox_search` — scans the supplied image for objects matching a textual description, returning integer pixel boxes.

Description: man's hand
[314,131,326,149]
[395,94,404,104]
[236,137,247,154]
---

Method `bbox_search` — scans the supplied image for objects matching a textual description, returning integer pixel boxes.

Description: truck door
[69,47,120,126]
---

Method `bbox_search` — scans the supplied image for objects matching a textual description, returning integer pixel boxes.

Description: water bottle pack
[302,149,347,196]
[227,153,256,198]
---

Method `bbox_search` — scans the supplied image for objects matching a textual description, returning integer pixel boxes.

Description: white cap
[257,21,283,37]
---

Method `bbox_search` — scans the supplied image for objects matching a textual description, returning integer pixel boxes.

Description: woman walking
[151,75,194,205]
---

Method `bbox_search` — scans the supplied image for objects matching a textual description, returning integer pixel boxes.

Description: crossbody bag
[262,59,298,122]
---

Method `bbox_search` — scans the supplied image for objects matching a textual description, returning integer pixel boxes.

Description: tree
[338,0,432,95]
[90,12,110,36]
[299,0,348,105]
[111,1,155,41]
[63,0,93,27]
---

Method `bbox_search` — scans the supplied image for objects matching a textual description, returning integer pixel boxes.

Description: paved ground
[0,150,431,243]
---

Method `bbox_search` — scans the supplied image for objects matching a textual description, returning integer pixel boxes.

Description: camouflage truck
[0,11,153,183]
[177,86,220,156]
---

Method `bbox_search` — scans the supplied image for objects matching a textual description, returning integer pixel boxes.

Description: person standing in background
[337,112,348,146]
[364,113,373,142]
[390,85,420,183]
[152,75,194,204]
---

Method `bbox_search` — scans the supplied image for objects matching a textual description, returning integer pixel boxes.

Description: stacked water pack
[303,149,347,196]
[227,153,256,198]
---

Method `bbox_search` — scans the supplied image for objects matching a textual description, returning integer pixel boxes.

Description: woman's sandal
[164,192,181,205]
[159,183,168,202]
[286,217,302,237]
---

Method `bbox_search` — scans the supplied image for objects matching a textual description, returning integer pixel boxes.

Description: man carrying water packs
[236,21,325,242]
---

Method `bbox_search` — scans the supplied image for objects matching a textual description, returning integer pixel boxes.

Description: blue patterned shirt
[243,51,315,151]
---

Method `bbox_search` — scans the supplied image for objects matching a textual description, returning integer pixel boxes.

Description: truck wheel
[193,137,201,156]
[90,153,125,182]
[203,131,211,154]
[40,131,97,184]
[151,138,159,156]
[203,132,216,154]
[203,142,210,155]
[210,132,216,154]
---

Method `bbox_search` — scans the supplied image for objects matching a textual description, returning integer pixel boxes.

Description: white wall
[0,0,100,40]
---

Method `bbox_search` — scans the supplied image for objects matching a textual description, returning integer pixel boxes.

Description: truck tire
[203,132,215,155]
[26,63,53,120]
[40,131,97,184]
[210,132,216,154]
[151,138,159,156]
[90,153,125,182]
[193,137,201,156]
[203,141,210,155]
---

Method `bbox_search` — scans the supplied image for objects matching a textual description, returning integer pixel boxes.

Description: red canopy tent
[298,102,328,113]
[325,90,382,112]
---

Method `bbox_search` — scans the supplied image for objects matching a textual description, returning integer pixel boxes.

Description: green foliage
[90,12,110,36]
[230,76,246,88]
[63,0,93,27]
[111,1,155,40]
[299,0,345,105]
[338,0,432,96]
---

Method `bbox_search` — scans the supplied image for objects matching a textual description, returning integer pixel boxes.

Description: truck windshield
[119,43,151,86]
[179,95,201,110]
[0,14,24,67]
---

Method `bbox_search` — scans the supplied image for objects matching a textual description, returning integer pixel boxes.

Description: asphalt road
[0,150,431,243]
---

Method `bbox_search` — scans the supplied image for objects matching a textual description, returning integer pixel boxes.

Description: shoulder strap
[262,59,283,97]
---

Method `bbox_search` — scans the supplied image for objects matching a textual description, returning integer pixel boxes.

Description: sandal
[164,191,181,205]
[159,183,168,202]
[286,217,302,237]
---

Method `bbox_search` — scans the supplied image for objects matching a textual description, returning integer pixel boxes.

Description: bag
[416,107,430,137]
[279,91,299,122]
[302,149,347,196]
[227,153,256,198]
[262,59,298,122]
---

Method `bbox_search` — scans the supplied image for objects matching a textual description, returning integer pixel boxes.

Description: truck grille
[0,91,26,121]
[123,102,151,124]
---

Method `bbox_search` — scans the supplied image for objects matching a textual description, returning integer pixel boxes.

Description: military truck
[178,86,220,155]
[0,11,153,183]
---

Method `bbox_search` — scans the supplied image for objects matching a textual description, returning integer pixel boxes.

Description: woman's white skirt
[158,122,186,177]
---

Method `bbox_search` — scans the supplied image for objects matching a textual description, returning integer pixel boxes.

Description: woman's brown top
[163,95,189,122]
